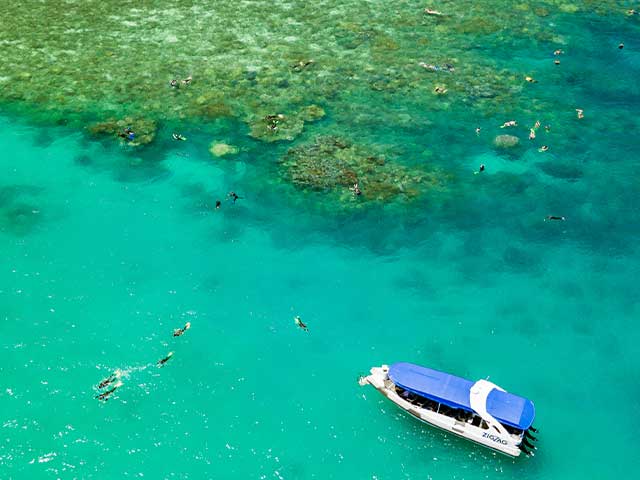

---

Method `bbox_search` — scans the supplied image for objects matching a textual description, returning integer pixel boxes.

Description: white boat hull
[360,366,523,457]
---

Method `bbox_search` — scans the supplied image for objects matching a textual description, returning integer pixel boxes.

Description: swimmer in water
[170,79,178,88]
[538,145,549,152]
[474,164,485,175]
[619,43,624,50]
[215,200,221,209]
[534,120,541,129]
[228,191,242,203]
[95,381,122,401]
[545,215,565,221]
[172,133,187,141]
[553,49,564,56]
[181,75,192,86]
[424,8,443,16]
[525,76,537,83]
[529,128,536,140]
[350,182,362,196]
[500,120,517,128]
[475,127,481,135]
[97,372,118,389]
[294,316,308,332]
[554,59,561,65]
[157,352,174,367]
[173,322,191,337]
[576,108,584,119]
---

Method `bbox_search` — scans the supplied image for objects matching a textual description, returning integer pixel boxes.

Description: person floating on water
[215,200,221,209]
[501,120,517,128]
[538,145,549,152]
[554,59,561,65]
[172,133,187,141]
[118,127,135,141]
[95,381,122,401]
[170,79,178,88]
[545,215,565,221]
[554,49,564,56]
[529,128,536,140]
[173,322,191,337]
[474,164,485,175]
[475,127,481,135]
[619,42,624,50]
[157,352,174,367]
[351,182,362,196]
[294,316,308,332]
[228,191,242,203]
[181,75,192,86]
[576,108,584,119]
[525,76,537,83]
[97,372,118,389]
[424,8,443,16]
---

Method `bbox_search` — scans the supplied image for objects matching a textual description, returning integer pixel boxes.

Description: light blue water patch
[1,102,640,480]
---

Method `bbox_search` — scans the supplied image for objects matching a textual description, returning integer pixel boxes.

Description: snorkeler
[181,75,192,86]
[228,191,242,203]
[576,109,584,119]
[157,352,174,367]
[538,145,549,152]
[525,76,537,83]
[97,373,117,389]
[553,49,564,56]
[291,60,314,71]
[529,128,536,140]
[95,381,122,401]
[118,127,135,141]
[172,133,187,141]
[545,215,565,221]
[500,120,517,128]
[170,79,178,88]
[424,8,443,16]
[619,42,624,50]
[351,182,362,196]
[474,164,485,175]
[475,127,481,135]
[554,59,561,65]
[434,85,447,94]
[215,200,221,209]
[294,316,308,332]
[173,322,191,337]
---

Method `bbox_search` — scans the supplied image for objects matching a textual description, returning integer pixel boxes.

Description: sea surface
[1,1,639,479]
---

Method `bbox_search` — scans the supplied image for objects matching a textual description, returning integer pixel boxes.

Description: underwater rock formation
[494,134,520,148]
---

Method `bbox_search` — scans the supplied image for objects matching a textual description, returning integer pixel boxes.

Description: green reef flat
[1,1,640,479]
[1,0,636,205]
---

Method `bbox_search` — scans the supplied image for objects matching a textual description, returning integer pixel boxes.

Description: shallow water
[2,2,640,479]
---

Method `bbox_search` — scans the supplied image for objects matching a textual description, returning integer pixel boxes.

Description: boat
[358,362,538,457]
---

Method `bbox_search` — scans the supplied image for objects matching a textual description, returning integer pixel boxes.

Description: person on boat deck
[173,322,191,337]
[294,316,308,332]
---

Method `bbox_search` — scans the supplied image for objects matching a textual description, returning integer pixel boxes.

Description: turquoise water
[2,3,640,479]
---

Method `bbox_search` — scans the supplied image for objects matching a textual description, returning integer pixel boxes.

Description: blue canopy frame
[389,362,535,430]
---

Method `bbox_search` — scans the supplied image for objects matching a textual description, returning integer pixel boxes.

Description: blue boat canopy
[388,362,535,430]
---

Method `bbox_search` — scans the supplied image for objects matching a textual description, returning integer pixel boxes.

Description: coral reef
[280,136,443,202]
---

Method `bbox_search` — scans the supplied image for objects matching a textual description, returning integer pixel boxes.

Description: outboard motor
[519,443,533,457]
